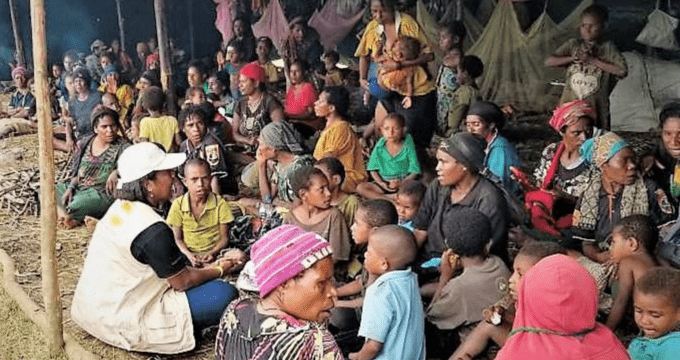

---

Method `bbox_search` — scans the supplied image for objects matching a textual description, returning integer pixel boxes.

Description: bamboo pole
[9,0,27,67]
[154,0,176,114]
[115,0,126,52]
[30,0,63,355]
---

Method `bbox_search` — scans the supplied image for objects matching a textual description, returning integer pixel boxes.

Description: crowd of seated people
[5,1,680,359]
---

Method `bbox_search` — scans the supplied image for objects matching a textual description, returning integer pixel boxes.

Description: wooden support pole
[456,0,462,21]
[30,0,63,355]
[187,0,195,60]
[9,0,27,67]
[115,0,126,52]
[154,0,176,114]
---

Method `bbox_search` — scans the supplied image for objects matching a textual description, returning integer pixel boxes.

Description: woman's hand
[186,253,203,268]
[359,79,370,91]
[217,249,246,272]
[61,187,74,206]
[106,170,119,195]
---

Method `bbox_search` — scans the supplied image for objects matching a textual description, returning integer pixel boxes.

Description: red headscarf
[549,100,596,132]
[239,61,265,83]
[496,255,630,360]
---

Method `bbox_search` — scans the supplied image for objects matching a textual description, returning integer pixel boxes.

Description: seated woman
[644,102,680,215]
[231,62,284,155]
[99,65,134,128]
[56,108,129,228]
[0,66,36,139]
[215,225,343,360]
[495,255,629,360]
[573,132,675,263]
[71,142,245,354]
[285,60,321,137]
[313,86,368,192]
[412,133,510,273]
[525,100,595,236]
[281,17,324,82]
[465,101,521,196]
[240,120,315,207]
[224,41,247,99]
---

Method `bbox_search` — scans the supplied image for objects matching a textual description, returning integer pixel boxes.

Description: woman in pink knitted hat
[215,225,343,360]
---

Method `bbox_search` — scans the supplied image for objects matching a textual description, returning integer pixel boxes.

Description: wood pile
[0,158,71,218]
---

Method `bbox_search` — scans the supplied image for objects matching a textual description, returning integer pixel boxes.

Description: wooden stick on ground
[30,0,64,354]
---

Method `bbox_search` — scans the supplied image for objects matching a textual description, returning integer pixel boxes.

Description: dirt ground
[0,119,660,359]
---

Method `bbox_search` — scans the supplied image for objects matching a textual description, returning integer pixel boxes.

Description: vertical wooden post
[456,0,462,21]
[115,0,126,52]
[30,0,63,354]
[187,0,195,60]
[9,0,27,67]
[154,0,176,114]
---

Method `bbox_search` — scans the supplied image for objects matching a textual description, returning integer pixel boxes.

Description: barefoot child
[315,157,362,227]
[629,268,680,360]
[377,36,435,109]
[167,159,233,266]
[545,4,627,130]
[283,166,352,263]
[356,113,420,199]
[394,179,426,232]
[451,241,565,360]
[606,215,659,331]
[349,225,425,360]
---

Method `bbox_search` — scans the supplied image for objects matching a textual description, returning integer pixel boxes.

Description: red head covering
[11,66,28,79]
[239,62,265,83]
[146,53,159,68]
[496,255,630,360]
[549,100,596,132]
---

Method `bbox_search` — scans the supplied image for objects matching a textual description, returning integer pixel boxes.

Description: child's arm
[172,131,182,152]
[171,226,201,267]
[545,53,576,67]
[335,297,364,309]
[587,56,627,77]
[202,223,230,264]
[210,175,222,196]
[349,339,383,360]
[336,278,364,297]
[605,258,635,330]
[369,170,390,191]
[430,249,459,305]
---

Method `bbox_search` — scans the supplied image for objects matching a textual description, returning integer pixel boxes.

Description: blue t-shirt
[628,331,680,360]
[485,134,521,195]
[358,269,425,360]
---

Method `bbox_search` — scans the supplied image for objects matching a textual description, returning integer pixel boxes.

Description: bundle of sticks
[0,157,71,217]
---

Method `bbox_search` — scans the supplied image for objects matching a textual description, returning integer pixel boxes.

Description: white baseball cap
[116,143,186,189]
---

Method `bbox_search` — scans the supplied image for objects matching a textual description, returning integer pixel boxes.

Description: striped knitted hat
[251,225,332,297]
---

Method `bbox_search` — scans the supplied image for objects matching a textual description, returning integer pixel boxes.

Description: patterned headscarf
[549,100,596,132]
[579,132,628,169]
[258,121,305,154]
[11,66,28,79]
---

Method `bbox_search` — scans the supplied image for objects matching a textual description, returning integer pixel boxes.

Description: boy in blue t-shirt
[628,267,680,360]
[349,225,425,360]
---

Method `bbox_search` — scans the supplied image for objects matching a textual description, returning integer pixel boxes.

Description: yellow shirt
[139,115,179,151]
[313,120,367,192]
[355,12,432,59]
[260,61,280,83]
[166,192,234,253]
[380,65,436,96]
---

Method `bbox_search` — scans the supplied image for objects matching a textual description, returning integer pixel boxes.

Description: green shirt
[166,192,233,253]
[366,134,421,180]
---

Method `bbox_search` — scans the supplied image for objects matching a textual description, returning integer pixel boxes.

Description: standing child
[426,207,510,359]
[315,157,362,227]
[356,113,421,200]
[377,36,435,110]
[629,267,680,360]
[451,241,565,360]
[545,4,627,130]
[284,166,352,264]
[394,179,426,232]
[436,21,465,135]
[255,37,281,84]
[137,86,181,151]
[319,51,344,87]
[441,55,483,136]
[349,225,425,360]
[167,159,233,267]
[606,214,660,331]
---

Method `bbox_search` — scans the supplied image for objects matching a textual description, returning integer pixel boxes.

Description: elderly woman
[573,132,675,263]
[356,0,436,151]
[0,66,36,138]
[644,102,680,214]
[71,142,244,354]
[99,65,134,127]
[496,255,629,360]
[281,17,324,81]
[215,225,343,360]
[56,108,129,228]
[231,62,285,153]
[412,132,510,266]
[465,101,521,195]
[241,121,314,206]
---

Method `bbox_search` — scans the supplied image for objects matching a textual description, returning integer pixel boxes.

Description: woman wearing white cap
[71,142,245,354]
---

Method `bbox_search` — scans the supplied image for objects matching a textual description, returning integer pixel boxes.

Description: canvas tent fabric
[610,52,680,132]
[636,9,680,50]
[309,0,365,51]
[215,0,237,46]
[252,0,289,52]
